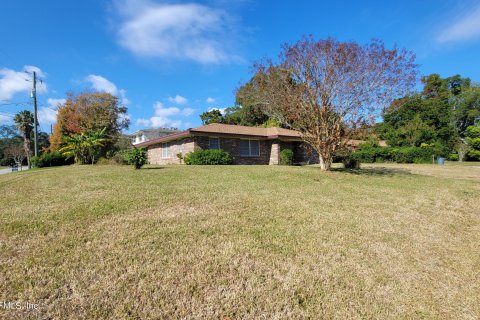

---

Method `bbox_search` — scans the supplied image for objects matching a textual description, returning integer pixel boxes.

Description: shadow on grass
[332,166,412,176]
[141,166,166,170]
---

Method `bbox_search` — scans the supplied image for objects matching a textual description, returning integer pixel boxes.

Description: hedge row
[348,146,436,164]
[31,151,72,168]
[184,149,233,165]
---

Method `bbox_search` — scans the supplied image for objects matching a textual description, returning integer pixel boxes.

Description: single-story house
[135,123,319,165]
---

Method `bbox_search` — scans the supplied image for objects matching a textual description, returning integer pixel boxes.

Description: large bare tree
[243,37,418,170]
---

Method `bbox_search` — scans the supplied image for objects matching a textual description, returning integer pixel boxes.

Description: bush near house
[184,149,233,165]
[279,149,294,165]
[123,148,148,169]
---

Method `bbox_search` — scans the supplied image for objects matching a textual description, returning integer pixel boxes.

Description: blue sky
[1,0,480,133]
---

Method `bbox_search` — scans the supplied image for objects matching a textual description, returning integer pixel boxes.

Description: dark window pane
[250,140,260,156]
[240,140,250,156]
[209,138,220,149]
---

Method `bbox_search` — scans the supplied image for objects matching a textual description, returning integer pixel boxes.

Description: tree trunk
[23,137,31,169]
[318,153,332,171]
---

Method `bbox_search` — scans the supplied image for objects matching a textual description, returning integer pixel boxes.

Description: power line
[0,101,32,107]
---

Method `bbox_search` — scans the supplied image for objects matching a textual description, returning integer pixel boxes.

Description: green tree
[0,125,22,165]
[200,109,224,125]
[451,86,480,136]
[13,110,34,168]
[380,74,472,153]
[465,125,480,160]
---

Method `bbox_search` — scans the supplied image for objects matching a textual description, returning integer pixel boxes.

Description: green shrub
[351,149,376,163]
[0,157,14,166]
[348,146,435,164]
[391,147,434,163]
[31,151,71,168]
[112,152,129,165]
[465,126,480,139]
[123,148,148,169]
[279,149,294,165]
[466,149,480,161]
[469,137,480,150]
[30,156,42,168]
[448,153,459,161]
[343,155,360,169]
[184,149,233,165]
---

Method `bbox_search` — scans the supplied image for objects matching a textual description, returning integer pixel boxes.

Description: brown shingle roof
[190,123,301,138]
[134,123,302,148]
[134,123,388,148]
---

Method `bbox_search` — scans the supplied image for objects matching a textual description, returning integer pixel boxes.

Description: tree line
[202,37,479,169]
[0,92,131,168]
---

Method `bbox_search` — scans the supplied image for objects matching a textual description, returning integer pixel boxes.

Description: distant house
[127,127,179,145]
[135,123,318,165]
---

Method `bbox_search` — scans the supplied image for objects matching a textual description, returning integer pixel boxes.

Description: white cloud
[136,116,183,128]
[24,65,46,78]
[38,107,57,125]
[136,100,195,128]
[182,107,195,116]
[206,97,215,103]
[437,5,480,44]
[0,114,11,123]
[85,74,118,94]
[47,98,66,109]
[118,89,130,105]
[0,65,47,101]
[85,74,130,105]
[113,0,243,64]
[168,95,188,105]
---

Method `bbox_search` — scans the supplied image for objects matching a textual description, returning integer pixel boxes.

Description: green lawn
[1,163,479,319]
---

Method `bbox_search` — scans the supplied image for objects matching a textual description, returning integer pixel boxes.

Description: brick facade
[146,134,319,165]
[195,136,274,165]
[147,137,195,165]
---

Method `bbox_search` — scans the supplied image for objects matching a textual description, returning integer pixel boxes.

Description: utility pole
[32,71,38,157]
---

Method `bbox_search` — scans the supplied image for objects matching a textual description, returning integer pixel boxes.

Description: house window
[161,142,170,158]
[209,137,220,149]
[240,139,260,157]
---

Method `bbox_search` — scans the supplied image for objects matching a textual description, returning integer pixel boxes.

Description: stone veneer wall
[147,137,195,165]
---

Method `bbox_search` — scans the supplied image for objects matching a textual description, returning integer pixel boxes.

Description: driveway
[0,166,29,174]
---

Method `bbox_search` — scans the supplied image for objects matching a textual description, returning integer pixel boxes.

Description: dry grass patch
[0,163,479,319]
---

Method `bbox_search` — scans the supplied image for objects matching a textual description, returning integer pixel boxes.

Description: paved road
[0,166,29,175]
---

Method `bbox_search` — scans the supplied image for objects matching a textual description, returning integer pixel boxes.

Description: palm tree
[13,110,34,169]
